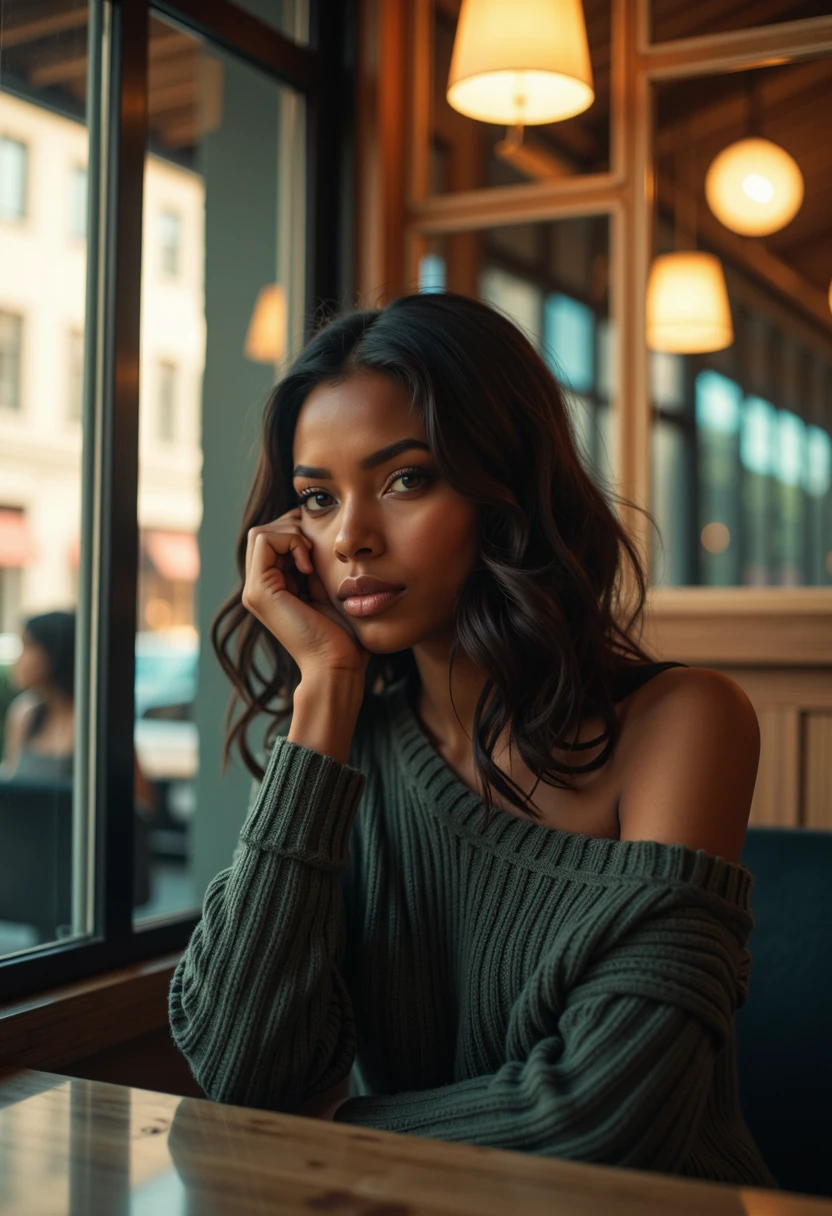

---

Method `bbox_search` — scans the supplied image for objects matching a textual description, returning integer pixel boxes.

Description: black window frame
[0,0,355,1002]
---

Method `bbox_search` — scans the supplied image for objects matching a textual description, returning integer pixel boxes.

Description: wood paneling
[645,598,832,829]
[804,712,832,830]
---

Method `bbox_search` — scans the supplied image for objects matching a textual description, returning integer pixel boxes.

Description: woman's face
[12,632,51,692]
[291,370,480,653]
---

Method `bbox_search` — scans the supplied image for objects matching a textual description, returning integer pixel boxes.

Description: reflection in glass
[133,17,303,924]
[650,60,832,587]
[0,0,91,958]
[418,216,614,493]
[429,0,610,194]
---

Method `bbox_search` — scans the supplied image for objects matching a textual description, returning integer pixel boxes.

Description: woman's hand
[242,508,372,679]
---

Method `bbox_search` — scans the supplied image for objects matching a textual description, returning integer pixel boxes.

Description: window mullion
[96,0,150,944]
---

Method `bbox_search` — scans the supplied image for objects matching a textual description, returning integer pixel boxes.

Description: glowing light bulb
[446,0,595,125]
[705,138,803,236]
[741,174,775,204]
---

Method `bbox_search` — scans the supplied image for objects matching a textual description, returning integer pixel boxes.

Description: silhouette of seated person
[0,610,156,905]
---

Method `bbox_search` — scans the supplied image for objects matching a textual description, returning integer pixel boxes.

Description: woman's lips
[340,588,405,617]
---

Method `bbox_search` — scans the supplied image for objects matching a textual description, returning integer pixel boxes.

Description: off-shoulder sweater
[169,668,777,1188]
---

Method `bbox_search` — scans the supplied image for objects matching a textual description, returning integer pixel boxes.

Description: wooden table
[1,1067,831,1216]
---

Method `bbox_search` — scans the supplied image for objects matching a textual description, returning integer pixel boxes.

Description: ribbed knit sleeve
[334,863,763,1177]
[168,736,367,1111]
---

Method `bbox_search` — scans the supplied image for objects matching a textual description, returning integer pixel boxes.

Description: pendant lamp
[647,125,733,354]
[245,284,287,364]
[646,252,733,354]
[705,137,804,236]
[446,0,594,126]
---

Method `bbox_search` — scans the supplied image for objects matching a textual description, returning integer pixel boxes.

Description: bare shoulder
[5,690,40,730]
[617,666,760,864]
[627,664,757,728]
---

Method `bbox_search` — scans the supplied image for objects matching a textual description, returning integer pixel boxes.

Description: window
[0,136,27,220]
[0,0,342,994]
[650,61,832,586]
[159,210,182,277]
[0,312,23,411]
[420,217,613,494]
[69,166,87,240]
[157,360,177,442]
[68,331,84,422]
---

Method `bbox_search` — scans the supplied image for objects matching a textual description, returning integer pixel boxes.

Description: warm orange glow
[700,522,731,554]
[446,0,594,126]
[245,283,287,363]
[646,252,734,354]
[705,138,804,236]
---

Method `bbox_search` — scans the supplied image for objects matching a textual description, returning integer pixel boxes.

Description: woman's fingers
[245,512,313,585]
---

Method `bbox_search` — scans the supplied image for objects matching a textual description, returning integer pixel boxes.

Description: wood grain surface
[1,1067,831,1216]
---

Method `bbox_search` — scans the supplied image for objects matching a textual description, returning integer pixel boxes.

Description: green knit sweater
[169,679,777,1188]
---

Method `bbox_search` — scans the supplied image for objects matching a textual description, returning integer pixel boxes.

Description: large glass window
[0,2,90,958]
[418,215,614,494]
[133,14,305,926]
[0,0,339,990]
[650,58,832,587]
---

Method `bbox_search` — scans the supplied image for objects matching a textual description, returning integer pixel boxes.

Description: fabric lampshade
[646,251,734,354]
[446,0,594,126]
[245,284,287,363]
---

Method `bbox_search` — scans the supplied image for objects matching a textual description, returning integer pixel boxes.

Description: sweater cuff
[239,735,366,870]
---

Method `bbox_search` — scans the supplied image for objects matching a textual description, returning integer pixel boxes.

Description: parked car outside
[134,631,199,858]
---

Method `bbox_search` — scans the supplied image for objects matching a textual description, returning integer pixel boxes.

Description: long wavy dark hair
[20,610,76,741]
[213,291,662,824]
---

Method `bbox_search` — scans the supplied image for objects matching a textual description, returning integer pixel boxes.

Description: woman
[1,611,76,781]
[1,609,156,907]
[169,293,776,1187]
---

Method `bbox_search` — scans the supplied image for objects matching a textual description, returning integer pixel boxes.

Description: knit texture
[169,680,777,1188]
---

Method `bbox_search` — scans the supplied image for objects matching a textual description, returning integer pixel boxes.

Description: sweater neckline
[380,681,754,910]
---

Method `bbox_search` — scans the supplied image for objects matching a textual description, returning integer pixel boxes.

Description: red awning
[144,530,200,582]
[0,508,36,567]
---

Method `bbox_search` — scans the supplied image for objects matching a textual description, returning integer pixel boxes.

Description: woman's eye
[295,468,431,514]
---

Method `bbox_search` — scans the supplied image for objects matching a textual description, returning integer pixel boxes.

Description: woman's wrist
[289,672,365,765]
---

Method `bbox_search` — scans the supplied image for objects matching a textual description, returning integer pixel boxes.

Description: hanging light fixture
[646,118,733,355]
[446,0,594,126]
[244,284,287,364]
[705,137,804,236]
[646,252,733,354]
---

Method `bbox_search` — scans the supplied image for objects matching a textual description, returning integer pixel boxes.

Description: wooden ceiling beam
[652,0,819,42]
[656,57,832,148]
[29,28,189,87]
[0,4,87,49]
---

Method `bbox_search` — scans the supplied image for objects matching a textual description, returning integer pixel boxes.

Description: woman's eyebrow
[293,438,431,479]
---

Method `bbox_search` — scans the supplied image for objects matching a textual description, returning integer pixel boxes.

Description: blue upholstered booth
[737,826,832,1198]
